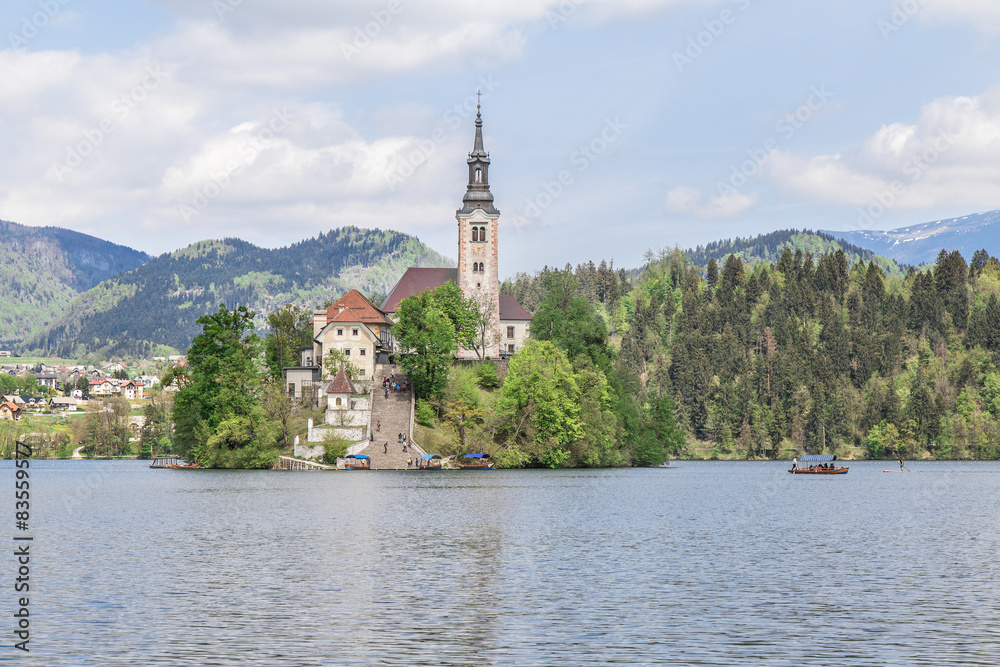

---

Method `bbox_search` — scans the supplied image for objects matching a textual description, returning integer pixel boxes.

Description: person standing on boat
[791,456,798,472]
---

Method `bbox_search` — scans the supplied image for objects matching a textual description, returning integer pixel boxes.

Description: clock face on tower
[472,245,485,257]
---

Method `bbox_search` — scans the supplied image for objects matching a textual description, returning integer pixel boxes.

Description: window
[337,329,343,336]
[476,282,481,288]
[344,349,351,355]
[472,227,479,242]
[352,328,359,336]
[335,397,342,406]
[475,168,482,183]
[288,383,295,395]
[507,326,515,338]
[508,344,515,353]
[360,349,366,356]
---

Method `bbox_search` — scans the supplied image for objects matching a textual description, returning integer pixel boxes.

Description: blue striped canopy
[347,455,369,460]
[463,453,489,459]
[799,454,836,462]
[420,454,441,460]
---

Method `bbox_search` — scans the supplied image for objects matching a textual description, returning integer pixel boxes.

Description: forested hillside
[0,220,150,346]
[686,229,908,275]
[502,236,1000,460]
[26,227,451,358]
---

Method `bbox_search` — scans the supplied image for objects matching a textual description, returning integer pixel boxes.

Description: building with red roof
[312,289,392,384]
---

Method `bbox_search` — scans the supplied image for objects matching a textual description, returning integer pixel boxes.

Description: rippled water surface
[3,460,1000,665]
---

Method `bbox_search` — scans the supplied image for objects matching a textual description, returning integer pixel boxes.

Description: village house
[90,378,115,396]
[36,372,59,390]
[0,401,20,421]
[284,348,322,402]
[120,380,143,400]
[104,361,128,374]
[311,289,393,388]
[135,375,160,390]
[49,396,78,411]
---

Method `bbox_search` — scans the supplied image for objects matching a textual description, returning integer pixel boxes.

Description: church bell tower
[456,99,500,359]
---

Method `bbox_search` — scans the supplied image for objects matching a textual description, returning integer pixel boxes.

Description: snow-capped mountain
[821,210,1000,265]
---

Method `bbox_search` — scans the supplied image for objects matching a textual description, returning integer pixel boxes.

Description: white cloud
[0,0,698,257]
[762,84,1000,211]
[664,185,757,219]
[918,0,1000,35]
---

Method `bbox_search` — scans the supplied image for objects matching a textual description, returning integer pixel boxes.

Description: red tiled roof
[499,294,531,321]
[325,367,357,394]
[380,268,458,314]
[326,289,392,325]
[1,402,19,412]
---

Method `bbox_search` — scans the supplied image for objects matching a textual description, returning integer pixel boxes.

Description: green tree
[323,348,362,381]
[393,292,456,400]
[497,339,583,466]
[429,281,478,352]
[172,304,277,468]
[530,271,611,369]
[139,390,172,458]
[264,304,313,380]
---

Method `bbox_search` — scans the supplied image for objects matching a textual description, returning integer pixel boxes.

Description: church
[304,104,530,391]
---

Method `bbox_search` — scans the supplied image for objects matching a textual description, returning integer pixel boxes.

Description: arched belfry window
[475,168,482,183]
[472,227,479,242]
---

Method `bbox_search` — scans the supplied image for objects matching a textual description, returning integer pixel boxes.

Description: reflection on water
[8,460,1000,665]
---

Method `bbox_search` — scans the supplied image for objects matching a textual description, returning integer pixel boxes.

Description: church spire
[471,95,487,158]
[458,93,497,216]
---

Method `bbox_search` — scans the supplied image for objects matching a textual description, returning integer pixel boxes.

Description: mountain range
[12,226,450,359]
[820,210,1000,265]
[0,220,150,348]
[5,208,999,359]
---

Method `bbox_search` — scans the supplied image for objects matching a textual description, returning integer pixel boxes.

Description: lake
[4,460,999,665]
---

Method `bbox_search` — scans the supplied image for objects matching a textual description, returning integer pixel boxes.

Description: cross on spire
[476,90,481,108]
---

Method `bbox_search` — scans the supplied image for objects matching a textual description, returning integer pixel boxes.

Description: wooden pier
[274,456,334,471]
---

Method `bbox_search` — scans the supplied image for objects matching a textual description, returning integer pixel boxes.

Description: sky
[1,0,999,278]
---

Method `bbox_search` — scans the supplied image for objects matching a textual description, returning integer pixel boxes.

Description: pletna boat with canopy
[459,453,492,470]
[416,454,442,470]
[344,454,370,470]
[789,454,848,475]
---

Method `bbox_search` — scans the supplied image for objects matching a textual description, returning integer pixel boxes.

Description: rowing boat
[789,454,848,475]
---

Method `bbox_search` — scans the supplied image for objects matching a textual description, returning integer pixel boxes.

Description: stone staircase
[355,364,420,469]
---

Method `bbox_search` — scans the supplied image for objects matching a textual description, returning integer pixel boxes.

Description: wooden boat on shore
[789,454,848,475]
[344,454,370,470]
[459,453,493,470]
[416,454,442,470]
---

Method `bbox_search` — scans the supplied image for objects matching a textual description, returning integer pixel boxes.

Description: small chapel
[301,104,530,393]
